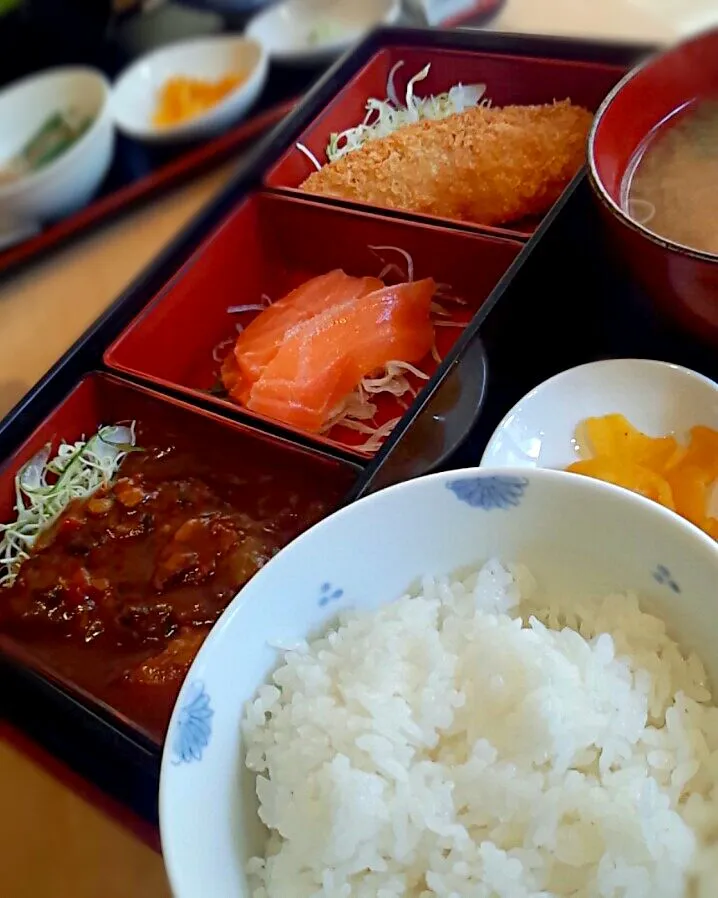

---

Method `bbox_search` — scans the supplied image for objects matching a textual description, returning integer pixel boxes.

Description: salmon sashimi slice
[220,348,255,405]
[220,351,242,397]
[233,270,384,388]
[246,278,436,433]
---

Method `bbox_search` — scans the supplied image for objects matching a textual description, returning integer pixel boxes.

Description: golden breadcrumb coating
[300,100,594,226]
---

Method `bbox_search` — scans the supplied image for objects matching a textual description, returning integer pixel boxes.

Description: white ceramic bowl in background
[0,67,114,230]
[159,465,718,897]
[481,358,718,471]
[246,0,402,65]
[110,36,269,144]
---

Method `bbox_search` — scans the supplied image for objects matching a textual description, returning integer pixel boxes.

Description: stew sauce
[0,423,352,740]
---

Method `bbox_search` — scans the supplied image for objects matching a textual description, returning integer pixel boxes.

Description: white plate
[246,0,401,65]
[159,464,718,896]
[480,358,718,471]
[110,35,269,144]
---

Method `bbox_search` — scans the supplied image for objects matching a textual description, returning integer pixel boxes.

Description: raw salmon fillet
[300,101,593,226]
[220,350,242,399]
[246,278,436,432]
[233,270,383,387]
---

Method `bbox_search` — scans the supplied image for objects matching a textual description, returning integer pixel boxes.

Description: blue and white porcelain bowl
[159,466,718,897]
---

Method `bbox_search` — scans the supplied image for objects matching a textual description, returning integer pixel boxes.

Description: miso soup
[623,99,718,255]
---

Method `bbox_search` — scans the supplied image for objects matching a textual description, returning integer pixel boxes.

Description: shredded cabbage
[0,423,137,587]
[325,61,488,163]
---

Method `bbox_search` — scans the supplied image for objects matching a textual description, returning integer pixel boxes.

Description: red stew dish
[0,386,355,741]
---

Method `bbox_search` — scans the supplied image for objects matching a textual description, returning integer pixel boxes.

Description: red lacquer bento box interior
[0,372,358,745]
[104,191,522,458]
[264,45,629,240]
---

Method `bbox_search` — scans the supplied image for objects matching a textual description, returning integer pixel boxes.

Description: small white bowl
[481,358,718,471]
[110,35,269,144]
[159,465,718,896]
[247,0,402,65]
[0,67,114,227]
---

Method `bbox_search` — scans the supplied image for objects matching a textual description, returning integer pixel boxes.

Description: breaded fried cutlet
[300,100,593,226]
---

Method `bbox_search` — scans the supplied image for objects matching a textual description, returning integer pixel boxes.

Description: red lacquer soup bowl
[588,28,718,344]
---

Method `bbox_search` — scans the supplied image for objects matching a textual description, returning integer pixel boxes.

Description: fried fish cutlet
[300,100,594,226]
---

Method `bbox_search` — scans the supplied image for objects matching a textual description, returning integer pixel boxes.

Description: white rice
[243,561,718,897]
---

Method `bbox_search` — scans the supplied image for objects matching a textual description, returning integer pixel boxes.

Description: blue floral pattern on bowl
[172,680,213,765]
[447,475,529,510]
[319,582,344,607]
[653,564,681,594]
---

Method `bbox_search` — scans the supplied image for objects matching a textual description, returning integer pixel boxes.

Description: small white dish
[110,35,269,144]
[159,464,718,896]
[481,358,718,471]
[246,0,401,65]
[0,67,114,228]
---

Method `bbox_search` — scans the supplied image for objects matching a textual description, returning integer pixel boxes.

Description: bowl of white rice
[160,467,718,898]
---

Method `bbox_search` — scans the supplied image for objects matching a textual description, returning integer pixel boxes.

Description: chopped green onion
[0,423,137,587]
[0,108,93,184]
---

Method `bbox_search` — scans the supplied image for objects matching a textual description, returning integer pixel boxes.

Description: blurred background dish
[465,0,715,44]
[170,0,272,28]
[246,0,402,65]
[110,34,268,142]
[407,0,505,28]
[0,66,113,234]
[629,0,718,40]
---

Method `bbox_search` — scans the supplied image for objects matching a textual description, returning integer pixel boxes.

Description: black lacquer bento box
[5,26,710,828]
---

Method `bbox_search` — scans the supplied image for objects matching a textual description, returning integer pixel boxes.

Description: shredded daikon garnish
[0,423,137,587]
[323,405,402,454]
[362,360,429,397]
[227,294,272,316]
[324,62,488,163]
[212,337,236,362]
[296,142,323,172]
[352,417,403,454]
[320,360,431,448]
[370,245,415,283]
[322,391,377,433]
[434,284,467,305]
[227,304,267,315]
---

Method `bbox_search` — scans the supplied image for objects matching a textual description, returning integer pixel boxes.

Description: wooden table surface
[0,3,713,896]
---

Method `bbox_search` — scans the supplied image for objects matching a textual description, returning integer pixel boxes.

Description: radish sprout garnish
[0,423,138,586]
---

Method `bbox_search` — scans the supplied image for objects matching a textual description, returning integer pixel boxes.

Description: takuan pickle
[567,414,718,539]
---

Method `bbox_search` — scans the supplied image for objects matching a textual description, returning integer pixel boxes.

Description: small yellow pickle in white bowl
[110,35,269,144]
[482,358,718,541]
